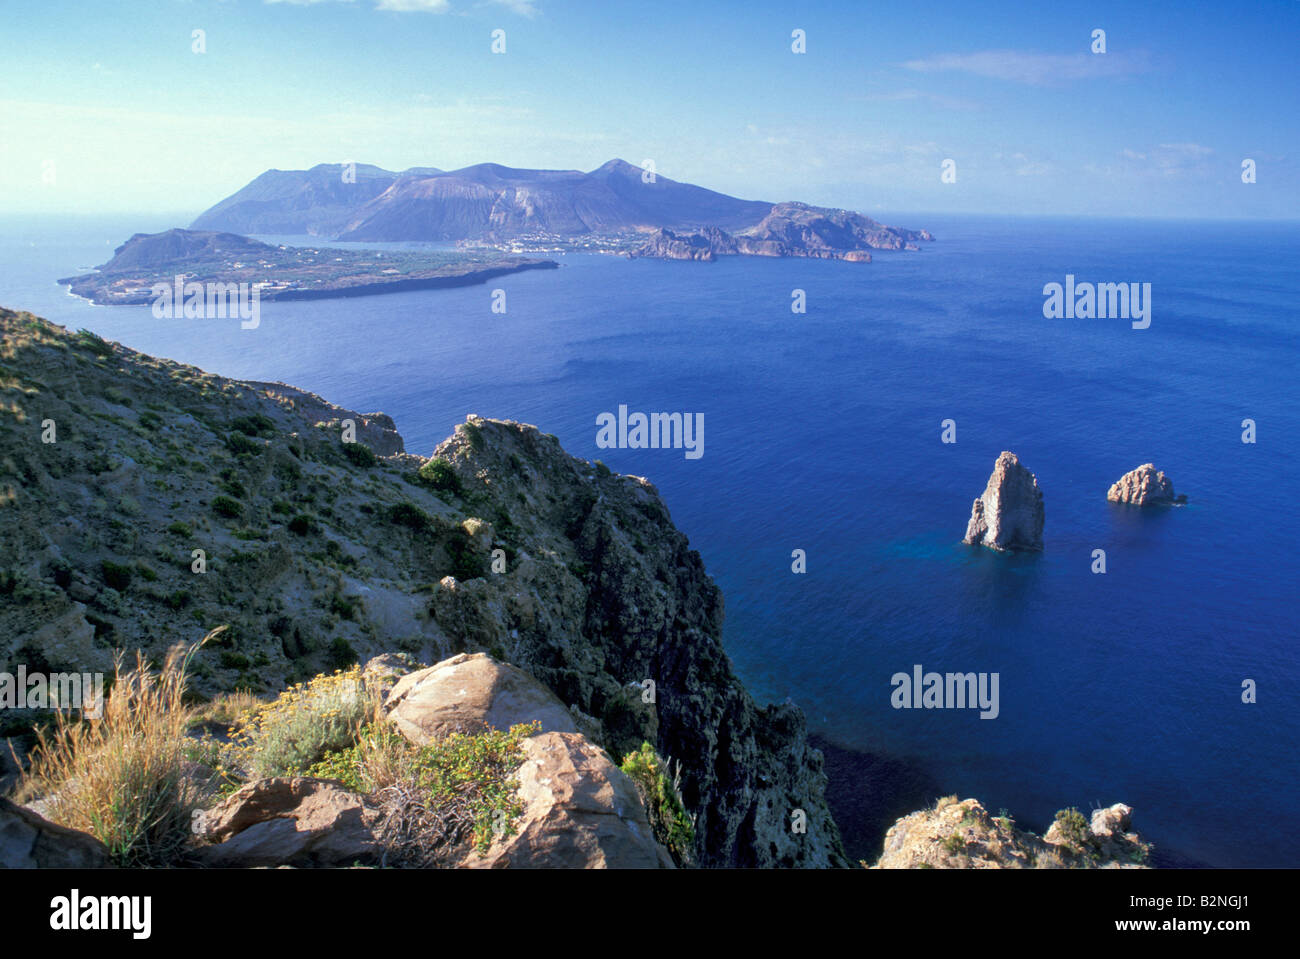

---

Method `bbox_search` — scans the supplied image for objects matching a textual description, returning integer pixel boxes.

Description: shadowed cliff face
[0,308,846,868]
[425,420,848,867]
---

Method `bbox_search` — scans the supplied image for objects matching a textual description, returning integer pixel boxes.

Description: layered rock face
[0,309,845,869]
[964,452,1045,551]
[423,419,847,867]
[873,797,1149,869]
[1107,464,1184,506]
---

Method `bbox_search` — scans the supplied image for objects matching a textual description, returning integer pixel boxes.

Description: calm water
[3,213,1297,867]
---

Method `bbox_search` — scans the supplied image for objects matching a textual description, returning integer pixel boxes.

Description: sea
[2,212,1296,867]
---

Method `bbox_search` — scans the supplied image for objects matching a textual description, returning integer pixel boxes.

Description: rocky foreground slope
[0,308,844,867]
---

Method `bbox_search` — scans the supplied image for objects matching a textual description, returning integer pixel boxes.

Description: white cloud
[487,0,539,16]
[903,49,1151,85]
[373,0,452,10]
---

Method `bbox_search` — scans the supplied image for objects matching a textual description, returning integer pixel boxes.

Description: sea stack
[964,451,1045,551]
[1107,464,1185,506]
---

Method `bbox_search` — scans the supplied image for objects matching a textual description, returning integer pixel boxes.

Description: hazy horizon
[2,0,1297,221]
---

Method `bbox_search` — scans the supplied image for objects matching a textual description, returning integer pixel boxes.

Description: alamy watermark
[151,275,261,329]
[1,666,104,718]
[595,405,704,460]
[890,664,999,719]
[1042,274,1150,329]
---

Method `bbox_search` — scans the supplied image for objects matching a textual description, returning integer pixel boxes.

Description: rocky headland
[634,202,933,263]
[0,307,842,868]
[963,451,1045,551]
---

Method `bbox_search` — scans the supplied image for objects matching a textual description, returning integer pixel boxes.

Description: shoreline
[56,258,559,307]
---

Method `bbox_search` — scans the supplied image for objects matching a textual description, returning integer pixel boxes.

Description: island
[58,229,558,306]
[188,159,934,262]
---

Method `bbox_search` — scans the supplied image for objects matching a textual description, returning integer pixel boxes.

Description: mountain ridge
[191,159,932,255]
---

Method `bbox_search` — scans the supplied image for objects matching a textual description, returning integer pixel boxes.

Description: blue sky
[1,0,1296,218]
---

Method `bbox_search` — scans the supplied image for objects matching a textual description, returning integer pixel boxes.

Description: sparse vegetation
[620,742,695,865]
[74,328,114,357]
[386,501,432,532]
[342,442,377,468]
[307,720,537,862]
[226,666,374,779]
[416,457,461,495]
[211,494,244,519]
[1053,807,1092,849]
[21,634,217,867]
[100,559,133,591]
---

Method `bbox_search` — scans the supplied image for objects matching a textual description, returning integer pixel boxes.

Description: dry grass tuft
[23,631,219,866]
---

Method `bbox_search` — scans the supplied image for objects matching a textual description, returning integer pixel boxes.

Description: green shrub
[342,442,377,468]
[220,651,251,670]
[593,459,612,478]
[458,421,484,451]
[287,513,316,535]
[1053,807,1092,848]
[228,666,373,779]
[329,594,358,621]
[230,413,275,437]
[327,636,358,668]
[211,495,243,519]
[620,742,695,864]
[416,458,461,495]
[942,832,968,854]
[100,559,133,591]
[387,502,432,532]
[308,720,537,859]
[166,520,192,538]
[74,329,114,357]
[225,431,262,456]
[445,529,486,581]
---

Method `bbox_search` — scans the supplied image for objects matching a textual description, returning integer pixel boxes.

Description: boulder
[361,652,418,702]
[1089,803,1134,838]
[193,777,384,868]
[964,451,1045,551]
[0,796,110,868]
[1107,464,1184,506]
[457,732,673,869]
[384,652,578,746]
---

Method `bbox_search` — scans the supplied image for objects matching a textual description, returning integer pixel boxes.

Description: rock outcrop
[385,652,579,745]
[1107,464,1185,506]
[964,451,1045,551]
[456,732,673,869]
[193,777,386,868]
[873,797,1149,869]
[0,796,110,868]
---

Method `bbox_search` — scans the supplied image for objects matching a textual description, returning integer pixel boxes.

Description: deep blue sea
[3,213,1297,867]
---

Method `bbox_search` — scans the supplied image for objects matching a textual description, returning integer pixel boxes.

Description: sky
[0,0,1296,219]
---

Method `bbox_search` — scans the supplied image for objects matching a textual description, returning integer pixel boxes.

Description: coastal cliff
[0,308,844,868]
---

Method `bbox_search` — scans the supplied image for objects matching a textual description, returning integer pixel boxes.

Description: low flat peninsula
[58,229,558,305]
